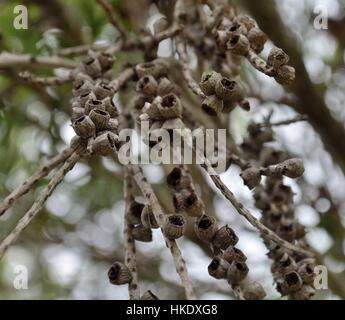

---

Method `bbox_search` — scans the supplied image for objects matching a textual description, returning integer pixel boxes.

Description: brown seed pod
[182,190,204,217]
[267,47,290,69]
[166,167,191,191]
[97,51,115,72]
[89,108,110,131]
[157,77,180,96]
[78,91,96,106]
[201,95,223,116]
[247,27,268,53]
[83,55,102,79]
[85,99,105,115]
[277,219,296,242]
[195,215,218,242]
[283,271,303,292]
[71,107,85,122]
[72,77,94,97]
[132,224,153,242]
[227,261,249,284]
[215,78,244,102]
[227,34,250,56]
[90,131,118,156]
[163,214,186,240]
[223,246,247,264]
[289,285,315,300]
[72,115,96,139]
[297,259,315,285]
[135,61,167,78]
[102,97,119,118]
[240,167,262,190]
[94,82,113,100]
[237,15,256,32]
[144,99,163,120]
[108,262,132,285]
[127,201,145,226]
[107,118,119,134]
[157,94,182,119]
[279,158,305,178]
[274,65,296,85]
[243,282,267,300]
[141,205,159,229]
[208,257,230,279]
[228,22,248,35]
[212,225,239,250]
[140,290,159,300]
[214,30,230,51]
[199,71,222,96]
[136,75,158,96]
[272,253,297,274]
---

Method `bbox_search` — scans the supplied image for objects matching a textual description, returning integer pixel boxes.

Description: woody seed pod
[237,15,256,32]
[163,214,186,240]
[78,91,96,105]
[108,262,132,285]
[227,261,249,284]
[141,205,159,229]
[214,30,230,51]
[144,99,163,120]
[199,71,222,96]
[136,75,158,96]
[132,224,153,242]
[195,215,218,242]
[182,190,203,217]
[107,118,119,134]
[247,27,268,53]
[102,97,119,118]
[243,282,267,300]
[91,132,118,156]
[83,55,102,78]
[201,95,223,116]
[228,22,248,35]
[297,259,315,285]
[289,285,315,300]
[279,158,305,178]
[267,47,290,69]
[166,167,191,191]
[135,61,167,78]
[140,290,159,300]
[70,135,88,153]
[94,82,113,100]
[272,253,297,274]
[215,78,244,102]
[240,167,262,190]
[127,201,145,225]
[72,115,96,139]
[223,246,247,264]
[283,271,303,292]
[277,219,296,242]
[157,94,182,119]
[275,65,296,85]
[85,99,105,115]
[227,34,250,56]
[72,78,93,97]
[71,107,85,122]
[208,257,230,280]
[212,225,239,250]
[157,77,178,96]
[89,108,110,131]
[97,51,115,72]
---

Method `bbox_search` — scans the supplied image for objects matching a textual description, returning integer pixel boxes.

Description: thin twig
[260,115,308,127]
[109,67,135,92]
[245,49,275,77]
[19,71,74,86]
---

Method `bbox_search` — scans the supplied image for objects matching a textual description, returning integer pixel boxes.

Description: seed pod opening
[102,97,119,118]
[289,285,315,300]
[73,78,93,97]
[157,94,182,119]
[140,290,159,300]
[78,91,96,105]
[136,75,158,96]
[199,71,222,96]
[163,214,186,239]
[108,262,132,285]
[240,167,262,190]
[243,282,267,300]
[72,115,96,139]
[195,215,218,242]
[227,261,249,284]
[212,225,239,250]
[274,65,295,85]
[90,132,118,156]
[85,99,105,115]
[247,27,267,53]
[182,191,203,217]
[89,108,110,131]
[95,82,113,100]
[83,55,102,78]
[283,271,303,292]
[223,246,247,264]
[267,47,290,69]
[214,30,230,51]
[132,224,153,242]
[215,78,244,102]
[297,259,315,285]
[128,201,145,225]
[166,167,191,191]
[144,99,163,120]
[141,205,159,229]
[201,95,223,116]
[71,107,85,122]
[208,257,230,279]
[228,22,248,35]
[107,118,119,134]
[227,34,250,56]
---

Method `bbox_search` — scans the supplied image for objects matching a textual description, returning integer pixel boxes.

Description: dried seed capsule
[141,205,159,229]
[227,34,250,56]
[237,15,256,32]
[127,201,145,225]
[214,30,230,51]
[208,257,230,279]
[279,158,304,178]
[182,190,204,217]
[97,51,115,72]
[223,246,247,263]
[144,99,163,120]
[72,115,96,139]
[78,91,96,105]
[201,95,223,116]
[274,65,295,85]
[166,167,191,191]
[277,219,296,242]
[71,107,85,122]
[163,214,186,240]
[157,94,182,119]
[83,55,102,78]
[72,77,93,97]
[136,75,158,96]
[215,78,244,102]
[108,262,132,285]
[289,285,315,300]
[227,261,249,284]
[228,22,248,35]
[107,118,119,134]
[102,97,118,118]
[195,215,218,242]
[272,253,297,274]
[94,82,113,100]
[247,27,267,53]
[90,131,118,156]
[135,61,167,78]
[267,47,290,69]
[297,259,315,285]
[132,224,153,242]
[243,282,266,300]
[85,99,105,115]
[157,77,179,96]
[199,71,222,96]
[240,167,262,190]
[140,290,159,300]
[212,225,239,250]
[89,108,110,131]
[283,271,303,292]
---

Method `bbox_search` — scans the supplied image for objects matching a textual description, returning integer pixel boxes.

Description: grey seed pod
[108,262,132,285]
[85,99,105,115]
[70,135,88,153]
[144,99,163,120]
[71,107,85,122]
[214,30,230,51]
[91,132,118,156]
[222,100,236,114]
[227,34,250,56]
[201,95,224,116]
[153,17,168,34]
[208,257,230,280]
[166,167,191,191]
[182,190,204,217]
[275,65,296,85]
[215,78,244,102]
[289,285,315,300]
[199,71,222,96]
[212,225,239,250]
[127,201,145,226]
[83,55,102,78]
[267,47,290,69]
[135,61,167,78]
[141,205,159,229]
[273,253,297,274]
[297,259,315,285]
[163,214,186,240]
[132,224,153,242]
[283,271,303,292]
[94,82,113,100]
[157,77,177,96]
[89,108,110,131]
[72,115,96,139]
[247,27,268,53]
[140,290,159,300]
[223,246,247,264]
[102,97,119,118]
[107,118,119,134]
[97,51,115,72]
[227,261,249,284]
[279,158,305,178]
[240,167,262,190]
[237,15,256,32]
[72,78,94,97]
[78,91,96,106]
[243,282,267,300]
[157,94,182,119]
[228,22,248,35]
[136,75,158,96]
[195,215,218,242]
